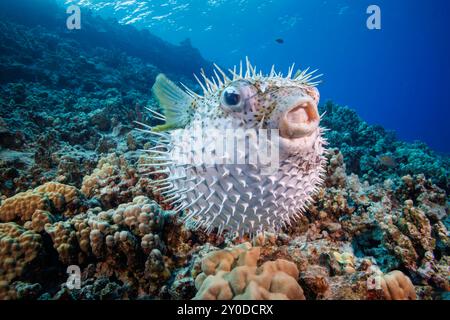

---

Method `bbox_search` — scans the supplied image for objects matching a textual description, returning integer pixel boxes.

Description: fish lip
[279,99,320,139]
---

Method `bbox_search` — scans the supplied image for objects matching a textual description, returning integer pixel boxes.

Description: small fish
[378,155,397,168]
[275,38,284,44]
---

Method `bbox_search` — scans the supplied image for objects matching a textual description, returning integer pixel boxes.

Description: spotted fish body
[141,59,327,236]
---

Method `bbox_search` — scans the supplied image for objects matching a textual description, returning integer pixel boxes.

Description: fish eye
[221,86,243,111]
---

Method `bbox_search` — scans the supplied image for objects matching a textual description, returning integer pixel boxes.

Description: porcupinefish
[139,58,327,237]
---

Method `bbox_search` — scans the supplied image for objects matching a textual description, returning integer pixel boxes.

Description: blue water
[62,0,450,153]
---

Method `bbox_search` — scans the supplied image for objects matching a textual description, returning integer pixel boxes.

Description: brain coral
[193,242,305,300]
[381,270,416,300]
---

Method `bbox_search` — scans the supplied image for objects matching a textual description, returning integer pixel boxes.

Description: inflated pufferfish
[140,58,327,237]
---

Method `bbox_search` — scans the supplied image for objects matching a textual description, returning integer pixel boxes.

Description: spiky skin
[143,59,327,237]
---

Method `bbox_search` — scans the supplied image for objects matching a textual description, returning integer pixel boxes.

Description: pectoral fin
[151,74,193,132]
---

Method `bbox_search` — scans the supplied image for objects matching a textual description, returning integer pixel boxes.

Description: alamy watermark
[367,5,381,30]
[66,265,81,290]
[66,5,81,30]
[170,127,280,175]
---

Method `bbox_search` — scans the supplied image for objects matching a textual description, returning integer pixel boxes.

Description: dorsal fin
[151,74,193,132]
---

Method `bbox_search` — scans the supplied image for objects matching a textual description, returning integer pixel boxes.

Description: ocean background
[0,0,449,301]
[55,0,450,154]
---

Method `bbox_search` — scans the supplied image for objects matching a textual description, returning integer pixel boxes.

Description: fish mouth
[279,99,320,139]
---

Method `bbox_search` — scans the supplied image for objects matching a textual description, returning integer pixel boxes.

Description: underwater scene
[0,0,449,303]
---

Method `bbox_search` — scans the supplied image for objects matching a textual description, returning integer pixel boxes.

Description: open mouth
[279,100,320,139]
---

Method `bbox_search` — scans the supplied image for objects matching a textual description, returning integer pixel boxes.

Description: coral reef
[0,0,208,197]
[320,101,449,191]
[0,133,447,300]
[0,180,177,299]
[1,112,448,297]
